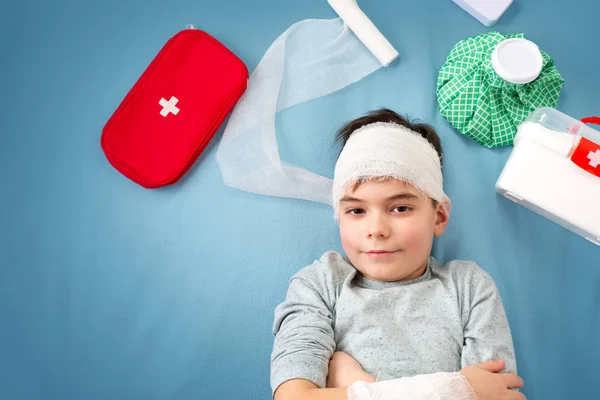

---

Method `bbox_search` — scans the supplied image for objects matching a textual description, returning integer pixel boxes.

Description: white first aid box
[496,108,600,246]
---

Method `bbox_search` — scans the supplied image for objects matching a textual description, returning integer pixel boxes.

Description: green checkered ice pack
[437,31,564,148]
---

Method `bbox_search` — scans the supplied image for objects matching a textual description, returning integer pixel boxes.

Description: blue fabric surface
[1,0,599,399]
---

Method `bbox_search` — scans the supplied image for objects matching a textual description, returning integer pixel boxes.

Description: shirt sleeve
[270,263,337,395]
[460,265,517,374]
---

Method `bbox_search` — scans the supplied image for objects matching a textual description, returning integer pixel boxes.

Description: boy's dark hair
[335,108,443,164]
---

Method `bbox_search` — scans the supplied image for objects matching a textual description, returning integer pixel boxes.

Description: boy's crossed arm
[274,380,348,400]
[271,263,369,399]
[459,266,517,373]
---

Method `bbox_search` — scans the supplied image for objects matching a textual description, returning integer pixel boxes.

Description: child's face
[337,178,449,282]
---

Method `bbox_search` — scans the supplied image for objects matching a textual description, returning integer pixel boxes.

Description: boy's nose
[366,214,391,238]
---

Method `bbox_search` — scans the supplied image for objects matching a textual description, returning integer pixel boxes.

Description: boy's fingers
[501,373,524,389]
[477,359,505,372]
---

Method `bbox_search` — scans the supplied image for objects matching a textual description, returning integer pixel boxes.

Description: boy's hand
[460,360,526,400]
[326,351,376,388]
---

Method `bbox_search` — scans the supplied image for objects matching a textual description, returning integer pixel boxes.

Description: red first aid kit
[101,27,248,188]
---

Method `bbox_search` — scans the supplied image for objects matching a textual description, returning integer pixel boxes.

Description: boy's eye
[393,206,411,213]
[346,208,364,215]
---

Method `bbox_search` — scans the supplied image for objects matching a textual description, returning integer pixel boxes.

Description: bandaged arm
[275,373,476,400]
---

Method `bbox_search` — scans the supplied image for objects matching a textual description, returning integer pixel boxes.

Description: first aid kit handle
[581,117,600,125]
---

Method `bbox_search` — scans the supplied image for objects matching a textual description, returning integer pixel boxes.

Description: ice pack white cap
[491,38,544,84]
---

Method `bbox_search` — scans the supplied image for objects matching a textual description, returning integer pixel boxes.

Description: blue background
[1,0,599,399]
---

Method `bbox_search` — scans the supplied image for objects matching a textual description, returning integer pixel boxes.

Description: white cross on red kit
[159,96,180,117]
[588,149,600,168]
[571,136,600,177]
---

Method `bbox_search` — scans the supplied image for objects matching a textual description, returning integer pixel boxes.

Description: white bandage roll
[328,0,399,66]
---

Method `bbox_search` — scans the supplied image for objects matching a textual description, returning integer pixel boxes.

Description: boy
[271,109,524,400]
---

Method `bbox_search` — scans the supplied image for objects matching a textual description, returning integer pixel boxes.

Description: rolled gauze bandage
[332,122,451,219]
[348,372,476,400]
[328,0,398,66]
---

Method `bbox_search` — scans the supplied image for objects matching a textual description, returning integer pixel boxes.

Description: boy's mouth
[365,250,399,258]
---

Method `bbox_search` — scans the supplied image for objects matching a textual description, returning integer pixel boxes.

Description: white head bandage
[332,122,451,219]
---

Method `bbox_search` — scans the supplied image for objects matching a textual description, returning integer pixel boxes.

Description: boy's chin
[359,264,404,282]
[360,260,427,282]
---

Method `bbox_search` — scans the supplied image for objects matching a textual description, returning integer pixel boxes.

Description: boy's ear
[433,203,449,236]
